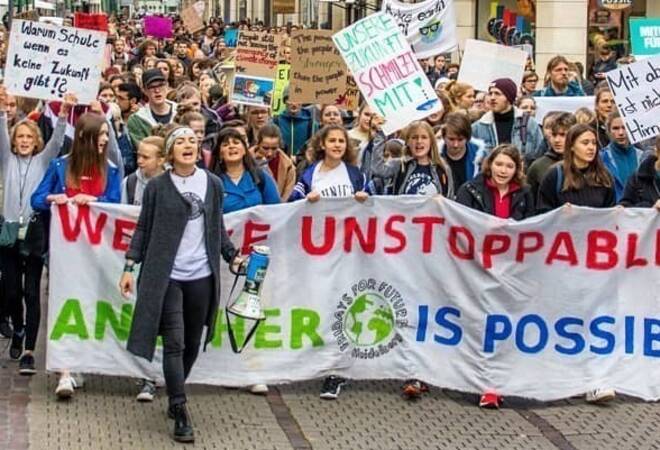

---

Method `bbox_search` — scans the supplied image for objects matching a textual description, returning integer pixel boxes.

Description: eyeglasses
[420,22,440,36]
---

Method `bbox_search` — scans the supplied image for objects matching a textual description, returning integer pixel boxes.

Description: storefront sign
[630,17,660,59]
[380,0,458,59]
[605,55,660,144]
[600,0,632,11]
[333,13,442,135]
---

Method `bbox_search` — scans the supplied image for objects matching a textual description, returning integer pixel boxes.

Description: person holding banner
[0,87,74,372]
[31,110,123,397]
[600,112,644,202]
[537,123,616,218]
[620,136,660,209]
[371,121,454,200]
[120,126,242,443]
[288,124,368,399]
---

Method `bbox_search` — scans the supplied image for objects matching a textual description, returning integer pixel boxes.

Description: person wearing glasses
[126,69,178,148]
[520,71,539,96]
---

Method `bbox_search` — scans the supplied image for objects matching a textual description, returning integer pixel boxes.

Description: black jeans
[0,244,43,350]
[160,276,213,407]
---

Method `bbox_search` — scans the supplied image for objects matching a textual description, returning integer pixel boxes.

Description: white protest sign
[606,56,660,144]
[5,20,107,104]
[333,13,442,135]
[458,39,527,92]
[47,200,660,402]
[381,0,458,59]
[535,96,595,122]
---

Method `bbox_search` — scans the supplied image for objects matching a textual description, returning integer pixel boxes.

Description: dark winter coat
[619,155,660,207]
[126,170,236,361]
[455,174,535,221]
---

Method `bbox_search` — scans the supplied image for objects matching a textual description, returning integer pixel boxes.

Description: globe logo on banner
[344,293,395,347]
[334,279,407,359]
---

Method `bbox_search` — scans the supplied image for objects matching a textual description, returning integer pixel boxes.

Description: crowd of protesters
[0,11,657,444]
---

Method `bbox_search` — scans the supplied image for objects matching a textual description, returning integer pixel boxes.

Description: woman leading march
[119,126,243,443]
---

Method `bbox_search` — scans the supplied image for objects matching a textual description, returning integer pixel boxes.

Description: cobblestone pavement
[1,286,660,449]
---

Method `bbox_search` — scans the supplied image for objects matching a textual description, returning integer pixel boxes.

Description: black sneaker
[320,376,346,400]
[0,319,12,339]
[172,403,194,443]
[9,331,24,360]
[18,354,36,375]
[136,379,156,402]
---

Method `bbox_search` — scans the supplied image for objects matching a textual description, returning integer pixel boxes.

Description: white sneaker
[585,388,616,403]
[55,376,75,399]
[71,373,85,389]
[249,384,269,395]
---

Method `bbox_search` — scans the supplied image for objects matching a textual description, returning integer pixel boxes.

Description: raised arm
[0,86,12,169]
[370,129,403,180]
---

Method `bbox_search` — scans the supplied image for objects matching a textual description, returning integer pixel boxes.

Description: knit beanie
[489,78,518,105]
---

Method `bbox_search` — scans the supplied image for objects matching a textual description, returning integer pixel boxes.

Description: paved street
[2,282,660,450]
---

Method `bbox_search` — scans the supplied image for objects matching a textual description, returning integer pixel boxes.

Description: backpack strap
[519,113,530,149]
[126,173,138,205]
[555,164,564,195]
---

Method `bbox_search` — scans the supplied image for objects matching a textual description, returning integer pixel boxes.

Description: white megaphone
[226,246,270,352]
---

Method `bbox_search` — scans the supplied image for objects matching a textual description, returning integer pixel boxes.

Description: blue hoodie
[600,142,644,202]
[31,156,122,211]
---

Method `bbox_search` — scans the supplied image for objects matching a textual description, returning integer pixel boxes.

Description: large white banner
[381,0,458,59]
[333,13,442,135]
[535,96,595,122]
[5,20,107,104]
[47,199,660,401]
[458,39,527,92]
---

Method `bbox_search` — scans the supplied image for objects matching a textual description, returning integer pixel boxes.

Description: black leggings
[160,276,213,407]
[1,244,43,351]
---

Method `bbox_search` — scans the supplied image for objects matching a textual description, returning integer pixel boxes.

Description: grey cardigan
[126,169,236,361]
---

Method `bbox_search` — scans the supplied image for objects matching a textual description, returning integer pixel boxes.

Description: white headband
[165,127,196,155]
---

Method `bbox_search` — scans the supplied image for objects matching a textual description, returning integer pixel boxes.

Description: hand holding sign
[59,92,78,118]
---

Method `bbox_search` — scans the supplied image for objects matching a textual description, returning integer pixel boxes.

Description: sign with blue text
[333,13,442,135]
[4,19,107,104]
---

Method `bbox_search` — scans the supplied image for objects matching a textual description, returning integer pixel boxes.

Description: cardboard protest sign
[271,64,290,115]
[341,75,361,111]
[144,16,173,39]
[181,5,205,33]
[333,13,442,135]
[192,1,206,16]
[458,39,527,92]
[4,20,107,104]
[232,31,283,107]
[73,13,109,32]
[381,0,458,59]
[606,56,660,144]
[224,29,239,48]
[289,30,348,105]
[630,18,660,59]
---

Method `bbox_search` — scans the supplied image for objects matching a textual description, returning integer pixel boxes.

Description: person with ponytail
[445,80,476,113]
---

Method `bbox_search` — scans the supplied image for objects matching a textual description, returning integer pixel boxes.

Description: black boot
[171,403,194,443]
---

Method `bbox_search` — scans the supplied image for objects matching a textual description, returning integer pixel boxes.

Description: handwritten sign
[458,40,527,92]
[144,16,173,39]
[333,13,441,135]
[606,55,660,144]
[273,0,295,14]
[289,30,348,105]
[232,31,283,107]
[181,5,205,33]
[380,0,458,59]
[4,20,107,104]
[73,13,108,32]
[271,64,290,115]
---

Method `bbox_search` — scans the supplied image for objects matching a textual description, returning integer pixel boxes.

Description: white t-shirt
[170,169,212,281]
[311,161,354,198]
